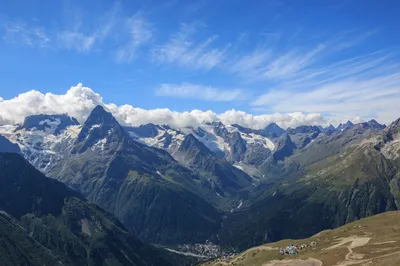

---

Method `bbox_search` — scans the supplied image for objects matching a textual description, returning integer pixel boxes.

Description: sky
[0,0,399,129]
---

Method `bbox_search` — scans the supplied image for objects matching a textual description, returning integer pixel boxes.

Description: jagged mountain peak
[317,124,336,133]
[83,105,117,126]
[16,113,79,135]
[366,119,385,129]
[74,105,126,153]
[272,133,296,161]
[385,117,400,139]
[389,117,400,130]
[127,123,161,138]
[261,123,285,137]
[178,133,214,156]
[326,124,336,130]
[206,121,224,127]
[207,121,229,137]
[337,120,354,131]
[287,125,321,134]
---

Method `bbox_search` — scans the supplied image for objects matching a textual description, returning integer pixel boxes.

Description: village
[279,241,318,255]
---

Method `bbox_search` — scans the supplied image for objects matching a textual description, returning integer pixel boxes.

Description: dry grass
[203,211,400,266]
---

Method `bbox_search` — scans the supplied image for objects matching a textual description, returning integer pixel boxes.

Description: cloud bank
[0,83,331,129]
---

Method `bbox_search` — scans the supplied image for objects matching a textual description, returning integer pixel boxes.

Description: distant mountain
[364,119,386,130]
[335,119,384,132]
[318,124,335,133]
[271,133,296,161]
[0,114,81,172]
[127,123,167,138]
[17,114,79,135]
[219,120,398,250]
[174,134,252,201]
[286,125,321,149]
[0,152,176,266]
[178,133,215,158]
[127,121,276,177]
[336,120,354,131]
[125,124,186,154]
[46,106,221,245]
[261,123,285,138]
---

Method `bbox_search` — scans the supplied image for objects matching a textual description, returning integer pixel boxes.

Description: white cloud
[0,84,103,125]
[0,83,332,129]
[227,44,327,82]
[58,31,95,52]
[229,50,271,77]
[262,44,326,80]
[3,21,50,47]
[115,14,153,63]
[235,31,400,124]
[219,110,327,129]
[151,23,228,71]
[253,72,400,124]
[226,31,382,84]
[56,3,118,53]
[155,83,245,101]
[55,5,151,58]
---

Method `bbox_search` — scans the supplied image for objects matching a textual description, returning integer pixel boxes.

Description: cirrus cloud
[155,83,246,101]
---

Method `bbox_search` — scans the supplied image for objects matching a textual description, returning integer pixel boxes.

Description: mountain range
[0,105,398,262]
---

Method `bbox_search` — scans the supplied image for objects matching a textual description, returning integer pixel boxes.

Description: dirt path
[262,258,323,266]
[209,246,278,266]
[246,245,278,252]
[372,240,397,245]
[325,236,371,266]
[164,248,208,258]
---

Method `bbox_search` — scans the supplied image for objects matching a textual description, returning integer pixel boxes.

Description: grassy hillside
[204,211,400,266]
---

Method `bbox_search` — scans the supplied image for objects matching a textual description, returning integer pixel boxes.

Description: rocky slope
[174,133,253,202]
[44,106,222,245]
[218,119,398,250]
[0,114,80,172]
[126,121,279,177]
[0,151,178,266]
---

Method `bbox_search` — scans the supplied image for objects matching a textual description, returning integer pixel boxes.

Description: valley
[0,105,399,265]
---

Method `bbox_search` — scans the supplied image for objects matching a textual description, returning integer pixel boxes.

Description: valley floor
[203,211,400,266]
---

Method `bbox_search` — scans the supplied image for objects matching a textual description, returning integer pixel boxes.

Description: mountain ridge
[0,151,178,265]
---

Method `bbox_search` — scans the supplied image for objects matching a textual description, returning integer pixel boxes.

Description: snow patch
[238,132,275,151]
[92,137,107,151]
[237,200,243,209]
[39,118,61,134]
[233,164,244,170]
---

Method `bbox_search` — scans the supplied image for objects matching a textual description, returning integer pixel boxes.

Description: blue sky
[0,0,399,127]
